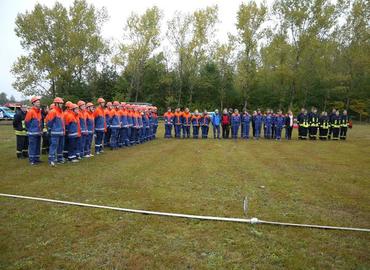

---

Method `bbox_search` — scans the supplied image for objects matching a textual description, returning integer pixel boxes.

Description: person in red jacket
[25,96,42,165]
[221,108,231,139]
[46,97,65,166]
[182,108,192,138]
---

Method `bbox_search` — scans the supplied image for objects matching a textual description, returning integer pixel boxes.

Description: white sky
[0,0,269,100]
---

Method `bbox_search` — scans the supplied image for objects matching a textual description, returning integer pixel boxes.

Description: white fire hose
[0,193,369,233]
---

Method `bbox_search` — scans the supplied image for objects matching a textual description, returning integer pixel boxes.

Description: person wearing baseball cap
[25,96,42,165]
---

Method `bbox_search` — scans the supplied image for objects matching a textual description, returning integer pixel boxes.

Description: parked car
[0,106,16,120]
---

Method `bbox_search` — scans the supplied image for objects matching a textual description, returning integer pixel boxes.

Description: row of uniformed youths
[162,107,350,140]
[21,96,158,166]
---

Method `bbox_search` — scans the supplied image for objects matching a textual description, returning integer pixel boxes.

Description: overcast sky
[0,0,269,100]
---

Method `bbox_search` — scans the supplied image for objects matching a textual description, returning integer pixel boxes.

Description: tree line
[11,0,370,119]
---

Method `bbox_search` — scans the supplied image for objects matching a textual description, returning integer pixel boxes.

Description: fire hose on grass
[0,193,369,233]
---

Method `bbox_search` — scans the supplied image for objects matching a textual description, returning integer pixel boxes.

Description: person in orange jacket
[85,102,95,157]
[173,107,183,138]
[110,101,121,149]
[64,103,81,162]
[25,96,42,165]
[104,101,113,148]
[77,100,88,158]
[191,110,201,139]
[93,98,106,154]
[46,97,65,166]
[163,107,174,138]
[182,108,192,139]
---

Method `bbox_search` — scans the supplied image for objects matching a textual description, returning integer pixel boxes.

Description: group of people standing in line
[13,96,158,166]
[162,107,350,141]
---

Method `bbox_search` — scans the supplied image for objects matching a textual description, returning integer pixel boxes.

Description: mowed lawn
[0,122,369,269]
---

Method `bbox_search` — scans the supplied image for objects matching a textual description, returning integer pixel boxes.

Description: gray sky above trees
[0,0,269,100]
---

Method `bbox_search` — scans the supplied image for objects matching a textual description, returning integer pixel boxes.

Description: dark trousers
[86,133,93,155]
[332,128,340,140]
[193,126,199,138]
[242,122,250,139]
[201,126,209,138]
[265,125,272,139]
[78,135,87,156]
[49,135,64,162]
[222,124,230,138]
[28,135,41,163]
[174,125,182,138]
[275,126,283,139]
[95,131,104,153]
[110,128,119,149]
[299,127,308,139]
[104,128,111,147]
[63,136,69,158]
[42,132,49,154]
[164,124,172,138]
[285,126,293,140]
[231,125,239,139]
[16,135,28,158]
[255,123,262,138]
[340,127,347,140]
[319,128,328,140]
[182,126,190,138]
[213,125,220,139]
[309,127,318,140]
[67,137,78,160]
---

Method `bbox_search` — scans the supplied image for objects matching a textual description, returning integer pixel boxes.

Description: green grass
[0,123,369,269]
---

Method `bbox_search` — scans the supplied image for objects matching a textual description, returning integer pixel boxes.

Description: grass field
[0,123,369,269]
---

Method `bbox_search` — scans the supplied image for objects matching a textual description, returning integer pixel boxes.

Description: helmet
[77,100,85,107]
[106,102,112,107]
[53,97,64,103]
[70,103,78,109]
[113,101,120,106]
[86,102,94,107]
[31,96,41,103]
[97,97,105,103]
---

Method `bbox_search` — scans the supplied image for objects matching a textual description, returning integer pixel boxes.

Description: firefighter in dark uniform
[308,107,319,140]
[340,110,349,140]
[328,108,336,140]
[13,105,29,158]
[296,108,305,139]
[331,110,341,140]
[299,109,309,140]
[318,111,330,140]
